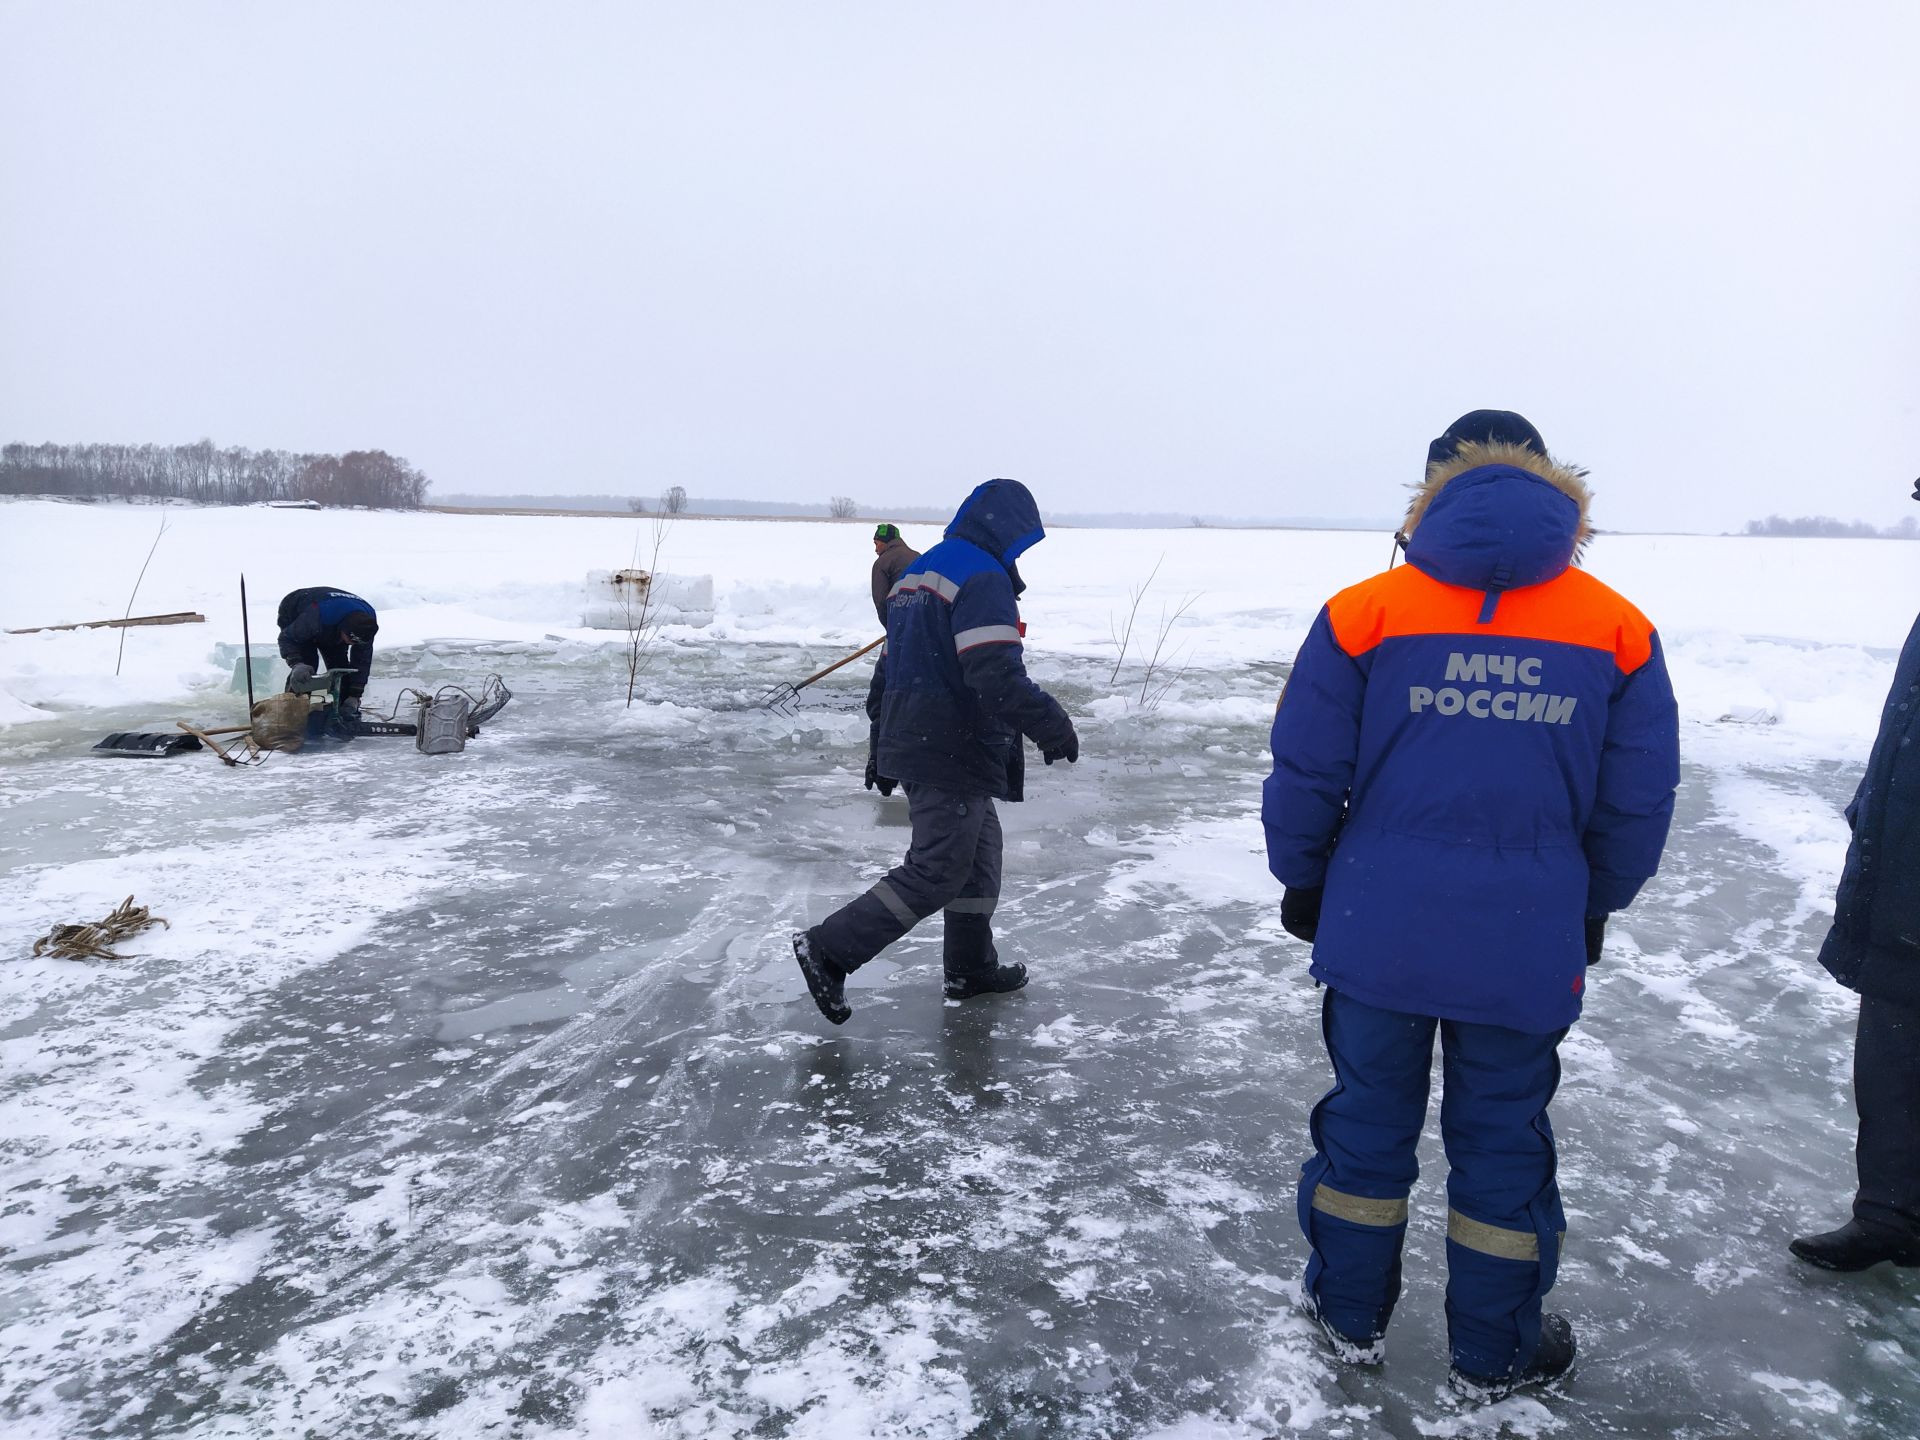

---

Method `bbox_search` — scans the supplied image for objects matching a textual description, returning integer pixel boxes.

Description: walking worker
[1262,411,1679,1401]
[276,586,378,720]
[1790,476,1920,1273]
[794,479,1079,1023]
[870,523,920,627]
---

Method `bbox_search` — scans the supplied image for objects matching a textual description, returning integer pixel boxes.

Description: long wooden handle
[794,636,884,691]
[175,720,242,766]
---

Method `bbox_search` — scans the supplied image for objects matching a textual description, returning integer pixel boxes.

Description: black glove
[1281,886,1323,944]
[1584,915,1607,967]
[864,752,896,797]
[1041,719,1080,766]
[285,662,315,692]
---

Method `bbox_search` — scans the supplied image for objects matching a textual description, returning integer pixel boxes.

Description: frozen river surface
[1,640,1914,1439]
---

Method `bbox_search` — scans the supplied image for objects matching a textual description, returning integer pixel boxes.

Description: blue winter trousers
[1299,987,1567,1378]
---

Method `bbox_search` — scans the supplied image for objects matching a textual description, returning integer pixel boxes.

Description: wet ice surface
[1,640,1914,1439]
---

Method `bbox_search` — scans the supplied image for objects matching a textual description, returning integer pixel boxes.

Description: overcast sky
[3,2,1916,532]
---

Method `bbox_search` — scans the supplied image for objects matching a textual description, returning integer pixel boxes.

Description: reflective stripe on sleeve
[889,571,961,604]
[1448,1209,1561,1261]
[954,624,1022,652]
[1310,1185,1409,1228]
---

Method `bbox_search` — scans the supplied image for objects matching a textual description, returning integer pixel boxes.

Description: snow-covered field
[1,497,1916,1438]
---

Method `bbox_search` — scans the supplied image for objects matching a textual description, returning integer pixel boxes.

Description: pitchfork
[760,637,884,715]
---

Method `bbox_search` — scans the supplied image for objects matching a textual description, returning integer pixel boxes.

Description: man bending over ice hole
[1263,411,1679,1402]
[793,478,1079,1024]
[277,586,379,722]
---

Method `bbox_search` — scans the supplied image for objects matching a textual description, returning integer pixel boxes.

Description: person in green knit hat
[869,522,919,628]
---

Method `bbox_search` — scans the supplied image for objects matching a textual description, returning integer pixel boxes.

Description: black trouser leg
[813,786,987,972]
[1853,993,1920,1242]
[942,800,1003,981]
[346,633,375,699]
[318,637,367,700]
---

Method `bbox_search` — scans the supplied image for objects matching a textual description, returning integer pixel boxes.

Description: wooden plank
[7,611,206,635]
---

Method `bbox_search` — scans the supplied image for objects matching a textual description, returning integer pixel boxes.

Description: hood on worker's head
[946,478,1044,569]
[1402,440,1593,593]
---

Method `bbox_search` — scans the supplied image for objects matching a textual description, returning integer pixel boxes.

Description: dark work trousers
[1299,987,1567,1379]
[1854,992,1920,1241]
[813,785,1003,981]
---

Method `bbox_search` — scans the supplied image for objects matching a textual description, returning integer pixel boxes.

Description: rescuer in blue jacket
[1263,411,1679,1402]
[276,586,379,720]
[793,479,1080,1024]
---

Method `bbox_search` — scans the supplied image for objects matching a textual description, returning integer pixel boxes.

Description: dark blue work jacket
[1821,613,1920,1004]
[867,479,1073,801]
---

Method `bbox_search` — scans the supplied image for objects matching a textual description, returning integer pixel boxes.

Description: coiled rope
[32,895,170,961]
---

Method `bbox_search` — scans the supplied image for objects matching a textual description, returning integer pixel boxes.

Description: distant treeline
[0,440,431,508]
[1743,514,1918,539]
[436,492,945,519]
[436,493,1392,531]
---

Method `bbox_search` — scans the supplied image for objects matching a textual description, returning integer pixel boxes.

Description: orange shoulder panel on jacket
[1325,566,1655,672]
[1324,567,1422,657]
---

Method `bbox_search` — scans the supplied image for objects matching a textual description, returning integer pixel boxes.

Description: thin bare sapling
[1106,554,1200,710]
[621,510,675,706]
[114,516,171,677]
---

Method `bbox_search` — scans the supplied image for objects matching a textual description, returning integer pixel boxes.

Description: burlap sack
[249,693,310,753]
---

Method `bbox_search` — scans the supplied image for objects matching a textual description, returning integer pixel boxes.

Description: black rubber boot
[1448,1313,1577,1404]
[942,912,1028,1000]
[320,695,361,743]
[1791,1219,1920,1272]
[944,962,1028,1001]
[792,929,850,1025]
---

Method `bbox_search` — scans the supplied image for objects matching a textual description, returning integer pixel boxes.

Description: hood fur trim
[1403,440,1594,557]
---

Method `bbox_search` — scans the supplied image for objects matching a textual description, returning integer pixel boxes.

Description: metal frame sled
[88,673,513,760]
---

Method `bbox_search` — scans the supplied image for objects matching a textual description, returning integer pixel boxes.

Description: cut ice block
[580,570,714,629]
[211,641,279,668]
[230,655,287,694]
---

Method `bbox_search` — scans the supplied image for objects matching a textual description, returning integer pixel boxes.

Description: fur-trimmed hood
[1405,440,1593,551]
[1401,440,1593,596]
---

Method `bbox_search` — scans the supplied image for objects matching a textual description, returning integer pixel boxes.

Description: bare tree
[1107,554,1201,710]
[114,517,170,676]
[1134,591,1202,709]
[1108,555,1164,686]
[620,512,675,706]
[828,496,858,519]
[660,485,688,516]
[627,496,649,514]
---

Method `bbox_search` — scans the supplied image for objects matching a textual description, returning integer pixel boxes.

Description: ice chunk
[579,569,715,629]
